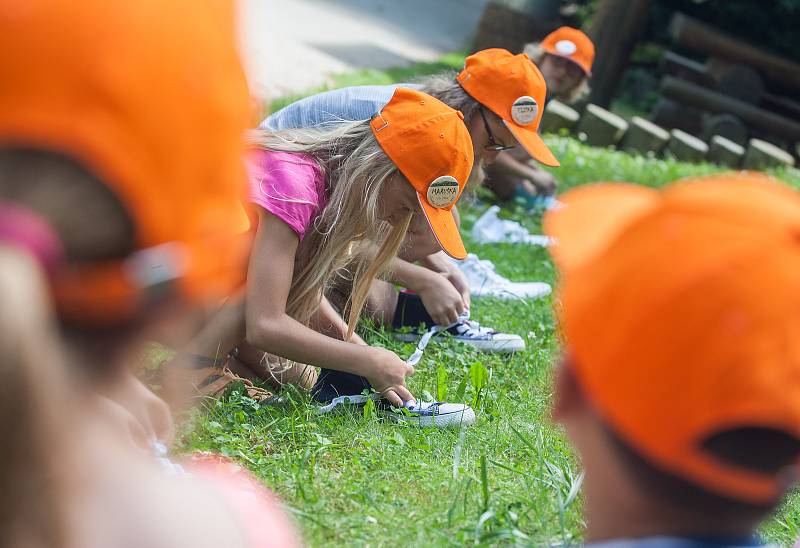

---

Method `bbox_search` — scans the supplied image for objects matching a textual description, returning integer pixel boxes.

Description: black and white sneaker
[396,311,525,354]
[318,394,475,428]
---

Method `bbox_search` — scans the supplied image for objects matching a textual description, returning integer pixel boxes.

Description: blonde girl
[187,88,474,410]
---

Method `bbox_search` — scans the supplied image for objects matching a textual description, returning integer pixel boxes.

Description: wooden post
[707,136,744,169]
[472,0,561,54]
[576,104,629,147]
[667,129,708,163]
[743,139,796,170]
[622,117,670,155]
[586,0,652,108]
[540,99,580,134]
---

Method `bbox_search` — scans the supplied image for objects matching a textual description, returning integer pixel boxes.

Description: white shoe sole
[391,406,476,428]
[393,332,525,353]
[470,283,552,301]
[459,336,525,353]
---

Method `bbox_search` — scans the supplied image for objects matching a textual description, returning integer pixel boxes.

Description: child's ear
[552,354,586,422]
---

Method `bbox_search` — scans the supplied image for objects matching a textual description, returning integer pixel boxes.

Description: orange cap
[0,0,252,323]
[371,88,474,260]
[545,173,800,503]
[541,26,595,76]
[457,49,559,167]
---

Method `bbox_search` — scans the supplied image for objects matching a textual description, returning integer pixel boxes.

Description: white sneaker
[396,312,526,354]
[471,205,552,246]
[449,318,526,353]
[391,400,476,428]
[318,394,476,428]
[457,253,551,300]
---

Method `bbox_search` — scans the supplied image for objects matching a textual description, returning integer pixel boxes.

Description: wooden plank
[661,76,800,143]
[660,51,714,88]
[670,12,800,91]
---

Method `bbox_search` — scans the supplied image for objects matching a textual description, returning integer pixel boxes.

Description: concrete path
[239,0,488,99]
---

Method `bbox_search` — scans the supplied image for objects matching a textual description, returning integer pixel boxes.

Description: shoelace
[318,311,470,414]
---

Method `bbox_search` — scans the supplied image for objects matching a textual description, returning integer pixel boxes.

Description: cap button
[456,111,464,120]
[420,100,425,105]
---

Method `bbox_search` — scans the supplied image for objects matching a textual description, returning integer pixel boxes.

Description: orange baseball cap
[545,173,800,503]
[371,88,474,260]
[457,49,559,167]
[541,27,595,76]
[0,0,252,323]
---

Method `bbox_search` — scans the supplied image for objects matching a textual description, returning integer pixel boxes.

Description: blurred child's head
[525,27,594,103]
[545,174,800,538]
[0,0,252,351]
[0,1,250,543]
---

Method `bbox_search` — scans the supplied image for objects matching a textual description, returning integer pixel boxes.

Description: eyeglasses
[479,107,516,152]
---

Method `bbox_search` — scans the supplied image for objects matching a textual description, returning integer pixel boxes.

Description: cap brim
[504,121,560,167]
[417,193,467,260]
[543,183,659,274]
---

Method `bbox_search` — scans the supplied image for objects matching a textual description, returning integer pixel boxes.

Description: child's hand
[102,371,175,447]
[418,270,467,325]
[364,347,416,406]
[439,262,471,309]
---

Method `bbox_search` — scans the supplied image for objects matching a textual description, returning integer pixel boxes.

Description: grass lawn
[178,59,800,546]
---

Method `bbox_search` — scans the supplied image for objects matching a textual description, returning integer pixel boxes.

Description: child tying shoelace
[180,87,479,427]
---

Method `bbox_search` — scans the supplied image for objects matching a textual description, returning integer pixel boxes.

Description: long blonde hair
[247,122,413,339]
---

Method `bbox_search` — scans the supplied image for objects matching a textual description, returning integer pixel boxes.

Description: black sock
[391,291,435,330]
[312,369,371,403]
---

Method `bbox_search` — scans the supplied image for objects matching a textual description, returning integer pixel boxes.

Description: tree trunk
[586,0,652,108]
[472,0,561,54]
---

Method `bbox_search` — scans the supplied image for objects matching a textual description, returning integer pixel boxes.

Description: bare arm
[309,295,367,345]
[494,151,557,194]
[245,210,413,404]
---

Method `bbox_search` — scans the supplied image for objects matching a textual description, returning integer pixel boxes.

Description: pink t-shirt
[246,149,328,239]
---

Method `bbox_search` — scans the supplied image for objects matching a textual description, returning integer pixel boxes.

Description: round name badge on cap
[511,96,539,126]
[555,39,577,55]
[427,175,460,208]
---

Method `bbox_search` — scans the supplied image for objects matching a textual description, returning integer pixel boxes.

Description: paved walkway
[240,0,488,99]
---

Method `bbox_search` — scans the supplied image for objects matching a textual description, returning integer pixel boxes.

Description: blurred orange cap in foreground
[0,0,252,322]
[546,173,800,503]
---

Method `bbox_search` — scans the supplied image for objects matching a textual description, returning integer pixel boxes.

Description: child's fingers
[393,385,415,404]
[382,389,404,407]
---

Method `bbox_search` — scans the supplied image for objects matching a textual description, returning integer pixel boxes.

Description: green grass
[268,52,467,113]
[180,57,800,546]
